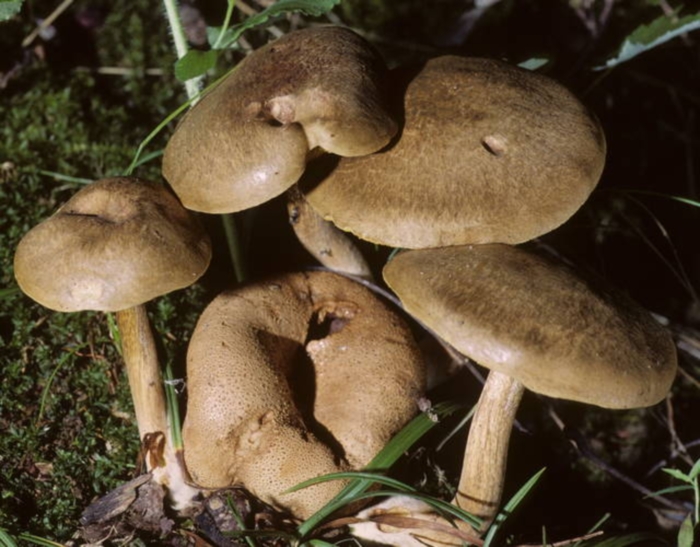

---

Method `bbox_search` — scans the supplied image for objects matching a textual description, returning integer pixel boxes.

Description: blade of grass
[297,401,466,538]
[0,287,20,300]
[224,492,258,547]
[163,360,183,450]
[0,529,18,547]
[16,534,66,547]
[35,349,75,426]
[573,514,610,547]
[482,467,546,547]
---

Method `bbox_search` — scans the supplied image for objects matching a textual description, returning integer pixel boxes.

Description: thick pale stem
[115,307,199,509]
[115,306,168,444]
[453,370,525,529]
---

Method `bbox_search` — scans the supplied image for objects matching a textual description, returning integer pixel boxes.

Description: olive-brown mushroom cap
[14,177,212,312]
[304,56,606,249]
[383,244,676,409]
[183,271,425,518]
[162,26,397,214]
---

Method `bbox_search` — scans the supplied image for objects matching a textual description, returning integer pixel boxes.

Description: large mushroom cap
[183,271,425,518]
[14,177,212,312]
[162,26,397,214]
[304,56,606,248]
[383,244,677,409]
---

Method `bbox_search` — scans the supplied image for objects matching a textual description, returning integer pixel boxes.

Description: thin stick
[21,0,75,48]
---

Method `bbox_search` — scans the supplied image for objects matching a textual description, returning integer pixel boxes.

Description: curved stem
[453,370,525,530]
[286,186,373,280]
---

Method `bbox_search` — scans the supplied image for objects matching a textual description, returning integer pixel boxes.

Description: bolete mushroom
[13,177,212,489]
[302,56,606,249]
[383,243,677,528]
[162,25,397,214]
[182,270,426,518]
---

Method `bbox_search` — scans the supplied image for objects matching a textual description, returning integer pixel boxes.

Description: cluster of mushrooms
[14,25,678,545]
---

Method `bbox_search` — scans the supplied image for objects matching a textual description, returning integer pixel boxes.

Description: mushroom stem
[115,306,168,448]
[453,370,525,529]
[286,186,373,280]
[115,305,200,509]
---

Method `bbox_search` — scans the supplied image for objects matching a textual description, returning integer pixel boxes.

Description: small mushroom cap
[304,56,606,248]
[183,271,425,517]
[383,244,677,409]
[14,177,212,312]
[162,26,397,214]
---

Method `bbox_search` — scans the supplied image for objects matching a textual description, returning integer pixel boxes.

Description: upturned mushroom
[13,177,211,499]
[302,56,606,249]
[162,25,397,214]
[383,243,677,528]
[182,270,426,518]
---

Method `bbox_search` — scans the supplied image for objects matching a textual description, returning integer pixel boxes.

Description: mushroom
[302,56,606,249]
[382,244,677,528]
[13,177,212,493]
[182,270,426,518]
[162,25,397,214]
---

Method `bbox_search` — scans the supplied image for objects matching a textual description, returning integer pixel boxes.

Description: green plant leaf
[645,484,694,498]
[0,528,18,547]
[663,467,692,483]
[596,10,700,70]
[296,401,466,538]
[678,514,695,547]
[482,468,546,547]
[689,457,700,481]
[0,0,23,22]
[215,0,341,50]
[518,57,550,70]
[174,49,219,81]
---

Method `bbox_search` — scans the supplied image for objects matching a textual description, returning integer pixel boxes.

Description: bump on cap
[162,25,397,214]
[14,177,212,312]
[304,56,607,248]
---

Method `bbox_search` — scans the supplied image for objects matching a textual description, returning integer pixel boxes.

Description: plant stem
[162,0,203,101]
[161,0,247,284]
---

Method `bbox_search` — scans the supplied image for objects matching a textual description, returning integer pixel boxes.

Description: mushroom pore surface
[162,25,397,214]
[183,271,425,518]
[383,244,676,409]
[303,56,606,248]
[13,177,212,312]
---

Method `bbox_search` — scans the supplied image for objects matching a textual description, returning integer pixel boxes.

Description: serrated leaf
[0,0,23,21]
[216,0,341,50]
[596,10,700,70]
[174,49,219,81]
[678,514,695,547]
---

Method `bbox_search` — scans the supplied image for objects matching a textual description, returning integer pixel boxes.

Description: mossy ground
[1,1,699,545]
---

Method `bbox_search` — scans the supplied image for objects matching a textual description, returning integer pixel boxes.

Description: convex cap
[304,56,607,248]
[14,177,212,312]
[383,244,677,409]
[162,26,397,214]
